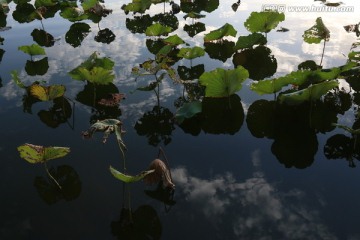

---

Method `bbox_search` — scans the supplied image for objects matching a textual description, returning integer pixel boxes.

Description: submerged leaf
[175,101,202,123]
[17,143,70,164]
[303,17,330,44]
[109,166,155,183]
[199,66,249,97]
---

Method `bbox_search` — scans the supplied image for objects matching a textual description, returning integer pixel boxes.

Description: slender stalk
[320,40,326,67]
[44,162,62,189]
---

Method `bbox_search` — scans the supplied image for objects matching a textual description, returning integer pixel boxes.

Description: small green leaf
[244,11,285,33]
[17,143,70,164]
[109,166,155,183]
[349,51,360,61]
[177,46,205,60]
[175,101,202,123]
[18,44,46,56]
[303,17,330,44]
[199,66,249,97]
[145,23,172,36]
[204,23,237,42]
[234,33,267,50]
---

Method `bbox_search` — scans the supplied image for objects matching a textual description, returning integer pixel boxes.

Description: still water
[1,0,360,239]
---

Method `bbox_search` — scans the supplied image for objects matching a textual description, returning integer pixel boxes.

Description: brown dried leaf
[144,159,175,189]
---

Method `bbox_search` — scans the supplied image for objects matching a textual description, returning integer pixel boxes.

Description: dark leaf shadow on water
[246,99,345,168]
[94,27,115,44]
[65,22,91,48]
[233,45,277,80]
[34,165,81,205]
[25,57,49,76]
[135,106,175,147]
[184,22,206,37]
[31,29,55,47]
[180,0,219,14]
[111,205,162,240]
[178,94,244,135]
[204,40,235,62]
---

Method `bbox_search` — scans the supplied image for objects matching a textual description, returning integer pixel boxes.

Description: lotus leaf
[69,52,115,84]
[183,12,206,20]
[163,34,185,46]
[65,22,91,48]
[177,46,205,60]
[29,84,66,101]
[17,143,70,164]
[244,11,285,33]
[349,51,360,61]
[121,0,152,14]
[199,66,249,97]
[234,33,267,50]
[18,44,46,56]
[278,80,338,105]
[146,23,172,36]
[204,23,237,42]
[175,101,202,123]
[110,166,155,183]
[303,17,330,44]
[184,22,206,37]
[81,0,98,11]
[60,7,88,22]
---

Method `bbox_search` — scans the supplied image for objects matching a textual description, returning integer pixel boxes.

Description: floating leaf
[204,23,237,42]
[234,32,267,50]
[163,34,185,46]
[177,46,205,60]
[278,80,338,105]
[18,44,46,56]
[121,0,152,14]
[69,52,115,85]
[199,66,249,97]
[109,166,155,183]
[60,7,88,22]
[29,84,66,101]
[17,143,70,164]
[175,101,202,123]
[244,11,285,33]
[303,17,330,44]
[145,23,172,36]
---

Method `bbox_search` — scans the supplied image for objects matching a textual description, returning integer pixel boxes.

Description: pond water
[1,0,360,239]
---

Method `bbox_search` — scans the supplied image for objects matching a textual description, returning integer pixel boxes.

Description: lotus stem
[44,162,62,190]
[320,40,326,67]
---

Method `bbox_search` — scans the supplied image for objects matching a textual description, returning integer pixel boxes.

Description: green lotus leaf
[244,11,285,33]
[145,23,172,36]
[69,52,115,84]
[17,143,70,164]
[303,17,330,44]
[121,0,152,14]
[109,166,155,183]
[18,44,46,56]
[199,66,249,97]
[34,0,57,8]
[175,101,202,123]
[12,3,39,23]
[163,34,185,46]
[234,33,267,50]
[29,84,66,101]
[183,12,206,20]
[349,51,360,61]
[81,0,98,11]
[278,80,338,105]
[177,46,205,60]
[204,23,237,42]
[251,66,343,95]
[60,7,88,22]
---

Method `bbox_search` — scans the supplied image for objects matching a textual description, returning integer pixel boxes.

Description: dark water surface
[1,0,360,239]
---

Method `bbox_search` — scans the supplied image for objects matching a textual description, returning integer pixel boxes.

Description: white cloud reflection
[171,150,337,239]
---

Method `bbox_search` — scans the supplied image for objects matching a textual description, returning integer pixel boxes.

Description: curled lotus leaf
[303,17,330,44]
[204,23,237,42]
[110,166,155,183]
